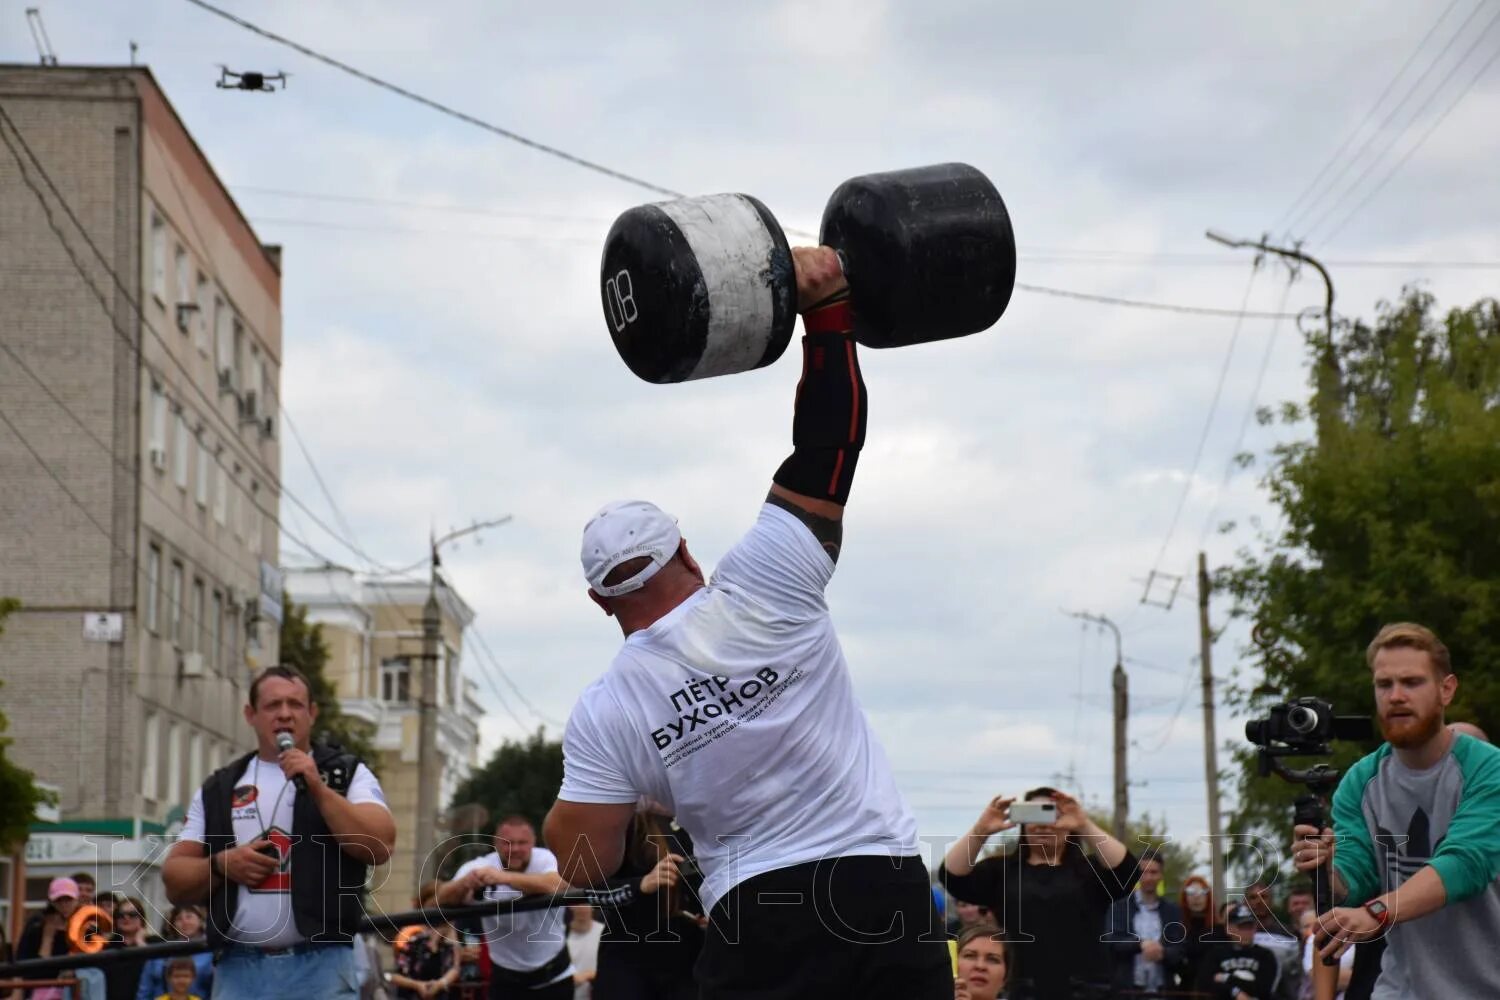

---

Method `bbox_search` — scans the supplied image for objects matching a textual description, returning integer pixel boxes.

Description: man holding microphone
[163,665,395,999]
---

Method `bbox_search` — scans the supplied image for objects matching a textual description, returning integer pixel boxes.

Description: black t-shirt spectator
[1193,941,1279,1000]
[14,912,70,983]
[940,844,1137,1000]
[597,823,705,999]
[103,935,153,1000]
[1178,921,1231,987]
[393,929,457,1000]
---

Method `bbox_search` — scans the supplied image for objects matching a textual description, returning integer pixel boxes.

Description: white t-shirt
[566,918,602,1000]
[559,502,919,914]
[452,848,574,983]
[180,754,388,948]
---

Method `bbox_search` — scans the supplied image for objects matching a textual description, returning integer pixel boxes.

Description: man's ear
[1440,672,1458,707]
[587,589,614,617]
[679,539,704,584]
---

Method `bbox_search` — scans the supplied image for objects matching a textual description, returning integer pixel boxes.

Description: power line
[232,184,613,225]
[461,634,531,733]
[181,0,683,198]
[1285,0,1490,237]
[1298,2,1500,239]
[1140,262,1261,583]
[1321,38,1500,243]
[233,187,1500,269]
[467,628,564,729]
[1014,280,1294,320]
[1272,0,1464,233]
[142,128,399,580]
[0,102,379,573]
[0,399,253,655]
[1196,275,1295,549]
[246,216,595,244]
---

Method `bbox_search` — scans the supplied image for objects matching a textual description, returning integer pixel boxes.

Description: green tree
[0,598,53,850]
[278,601,377,762]
[449,728,562,859]
[1219,291,1500,848]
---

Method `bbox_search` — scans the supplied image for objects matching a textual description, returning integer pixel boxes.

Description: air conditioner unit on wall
[217,368,234,394]
[239,390,259,423]
[180,651,205,678]
[175,302,199,333]
[260,415,275,440]
[149,446,167,471]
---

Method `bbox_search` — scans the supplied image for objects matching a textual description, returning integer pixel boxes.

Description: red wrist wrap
[801,300,855,336]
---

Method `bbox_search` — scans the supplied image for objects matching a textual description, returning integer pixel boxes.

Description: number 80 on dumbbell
[599,162,1018,384]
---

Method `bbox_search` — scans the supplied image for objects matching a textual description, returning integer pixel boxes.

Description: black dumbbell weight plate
[601,194,795,384]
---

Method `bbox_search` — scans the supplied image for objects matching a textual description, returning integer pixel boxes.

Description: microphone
[275,731,306,792]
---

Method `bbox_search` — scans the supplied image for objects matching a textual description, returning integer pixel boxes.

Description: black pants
[487,974,573,1000]
[696,855,952,1000]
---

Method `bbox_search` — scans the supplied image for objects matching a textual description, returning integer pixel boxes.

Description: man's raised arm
[765,246,862,564]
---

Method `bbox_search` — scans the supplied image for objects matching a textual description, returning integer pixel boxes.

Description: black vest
[200,742,370,949]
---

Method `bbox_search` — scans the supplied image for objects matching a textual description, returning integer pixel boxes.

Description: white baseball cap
[580,500,682,598]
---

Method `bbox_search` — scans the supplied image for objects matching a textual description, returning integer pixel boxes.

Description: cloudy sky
[15,0,1500,860]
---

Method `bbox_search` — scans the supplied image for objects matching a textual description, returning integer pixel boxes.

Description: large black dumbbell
[599,163,1016,384]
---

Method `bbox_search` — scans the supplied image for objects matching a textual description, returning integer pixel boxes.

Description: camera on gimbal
[1245,697,1370,755]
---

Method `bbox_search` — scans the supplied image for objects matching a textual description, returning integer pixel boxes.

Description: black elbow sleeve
[772,329,867,504]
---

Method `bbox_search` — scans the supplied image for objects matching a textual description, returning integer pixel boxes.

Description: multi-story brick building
[282,567,483,912]
[0,65,283,933]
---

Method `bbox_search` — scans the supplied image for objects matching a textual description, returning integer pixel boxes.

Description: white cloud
[25,0,1500,857]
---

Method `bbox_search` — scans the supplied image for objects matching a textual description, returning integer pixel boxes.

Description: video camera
[1245,697,1370,755]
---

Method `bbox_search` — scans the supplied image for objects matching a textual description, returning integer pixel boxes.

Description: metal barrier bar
[0,887,623,978]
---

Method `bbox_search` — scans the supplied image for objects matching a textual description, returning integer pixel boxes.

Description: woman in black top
[594,811,705,1000]
[940,787,1138,1000]
[391,925,459,1000]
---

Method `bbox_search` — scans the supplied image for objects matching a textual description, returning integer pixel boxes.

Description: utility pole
[412,516,511,893]
[1064,610,1127,840]
[414,578,441,890]
[1197,551,1226,904]
[1204,230,1339,438]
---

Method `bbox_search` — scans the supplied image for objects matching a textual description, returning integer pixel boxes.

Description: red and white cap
[581,500,682,598]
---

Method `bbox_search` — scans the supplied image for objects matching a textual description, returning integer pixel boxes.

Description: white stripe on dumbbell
[658,194,777,381]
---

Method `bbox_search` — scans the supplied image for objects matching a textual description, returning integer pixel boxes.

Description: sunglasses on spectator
[118,911,142,920]
[1184,887,1209,897]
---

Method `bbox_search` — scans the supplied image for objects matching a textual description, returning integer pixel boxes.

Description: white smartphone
[1009,801,1058,825]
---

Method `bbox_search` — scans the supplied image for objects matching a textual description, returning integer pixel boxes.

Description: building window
[195,435,211,508]
[174,245,191,325]
[248,480,262,553]
[167,721,182,807]
[214,464,228,525]
[232,319,245,394]
[148,384,168,470]
[168,560,184,645]
[214,297,233,383]
[145,543,161,633]
[141,711,159,800]
[211,590,223,672]
[246,344,264,413]
[195,276,212,355]
[226,605,240,678]
[173,413,190,489]
[380,658,411,704]
[191,578,205,652]
[229,476,241,540]
[150,212,167,303]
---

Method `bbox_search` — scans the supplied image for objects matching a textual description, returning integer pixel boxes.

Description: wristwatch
[1363,899,1393,930]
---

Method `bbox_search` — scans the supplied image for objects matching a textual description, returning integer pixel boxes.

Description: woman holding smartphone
[940,787,1138,1000]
